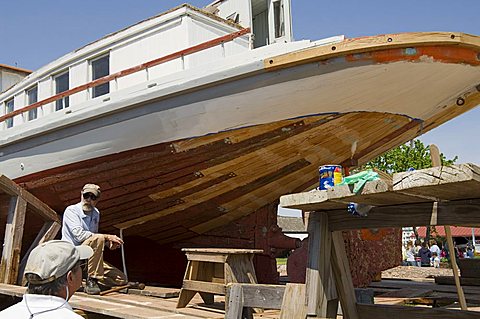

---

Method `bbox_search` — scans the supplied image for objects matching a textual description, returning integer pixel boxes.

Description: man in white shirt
[61,183,126,295]
[429,240,441,256]
[0,240,93,318]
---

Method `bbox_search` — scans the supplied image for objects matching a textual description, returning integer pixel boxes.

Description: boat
[1,0,480,285]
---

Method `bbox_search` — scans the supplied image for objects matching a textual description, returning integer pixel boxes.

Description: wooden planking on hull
[111,112,406,231]
[109,113,417,242]
[46,118,318,205]
[16,110,423,245]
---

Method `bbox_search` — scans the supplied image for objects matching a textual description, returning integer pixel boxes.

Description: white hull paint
[2,56,480,179]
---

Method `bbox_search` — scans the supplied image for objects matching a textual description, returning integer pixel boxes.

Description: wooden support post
[429,144,468,311]
[0,196,27,284]
[17,221,61,285]
[305,212,338,317]
[445,225,468,310]
[226,284,245,319]
[279,283,307,319]
[331,231,359,319]
[225,283,305,319]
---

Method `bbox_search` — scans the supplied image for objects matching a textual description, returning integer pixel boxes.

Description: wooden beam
[305,212,337,317]
[225,284,247,319]
[393,163,480,201]
[265,32,480,71]
[327,198,480,231]
[331,231,359,319]
[280,164,480,212]
[17,220,61,285]
[0,196,27,284]
[445,225,468,310]
[225,283,306,319]
[357,304,480,319]
[279,283,307,319]
[0,175,60,223]
[429,144,467,311]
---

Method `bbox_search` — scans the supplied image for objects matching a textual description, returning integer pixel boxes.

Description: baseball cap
[25,240,93,284]
[82,183,101,197]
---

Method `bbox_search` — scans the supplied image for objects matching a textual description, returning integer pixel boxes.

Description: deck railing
[0,28,250,126]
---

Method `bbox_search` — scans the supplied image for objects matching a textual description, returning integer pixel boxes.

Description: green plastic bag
[338,169,379,194]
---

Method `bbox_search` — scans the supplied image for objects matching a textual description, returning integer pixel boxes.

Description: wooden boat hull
[2,32,480,284]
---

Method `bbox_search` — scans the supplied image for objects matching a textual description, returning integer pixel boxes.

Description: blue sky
[2,0,479,163]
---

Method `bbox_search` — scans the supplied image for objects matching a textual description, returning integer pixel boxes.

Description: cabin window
[91,55,110,98]
[5,98,14,128]
[273,0,285,38]
[26,86,38,121]
[55,71,69,111]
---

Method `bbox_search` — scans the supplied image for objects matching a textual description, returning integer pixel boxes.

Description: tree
[361,139,457,174]
[359,139,458,244]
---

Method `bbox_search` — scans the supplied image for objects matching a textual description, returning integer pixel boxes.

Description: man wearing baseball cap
[0,240,93,318]
[61,183,127,295]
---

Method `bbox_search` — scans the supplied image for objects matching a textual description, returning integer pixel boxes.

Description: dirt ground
[278,264,454,280]
[381,265,453,279]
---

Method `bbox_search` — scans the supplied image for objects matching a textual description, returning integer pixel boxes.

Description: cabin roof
[0,64,31,75]
[74,3,243,53]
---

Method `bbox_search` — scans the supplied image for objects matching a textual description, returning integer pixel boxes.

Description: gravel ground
[278,264,454,280]
[382,265,453,279]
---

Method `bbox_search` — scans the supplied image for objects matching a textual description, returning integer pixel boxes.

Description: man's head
[81,183,101,211]
[25,240,93,299]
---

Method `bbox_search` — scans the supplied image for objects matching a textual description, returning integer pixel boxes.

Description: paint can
[319,165,343,190]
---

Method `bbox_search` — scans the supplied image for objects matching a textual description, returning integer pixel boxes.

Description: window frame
[54,70,70,111]
[90,54,110,99]
[26,85,38,121]
[5,98,14,129]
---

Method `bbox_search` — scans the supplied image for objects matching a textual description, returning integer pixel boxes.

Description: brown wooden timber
[265,32,480,71]
[0,196,27,284]
[17,220,61,285]
[327,199,480,231]
[0,175,60,223]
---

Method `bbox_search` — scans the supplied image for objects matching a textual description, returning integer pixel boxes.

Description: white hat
[25,240,93,284]
[82,184,101,197]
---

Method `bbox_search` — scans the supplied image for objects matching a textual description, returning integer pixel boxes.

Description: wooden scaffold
[0,175,61,285]
[278,162,480,319]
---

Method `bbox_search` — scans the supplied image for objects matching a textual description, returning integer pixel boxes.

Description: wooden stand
[280,163,480,319]
[176,248,262,309]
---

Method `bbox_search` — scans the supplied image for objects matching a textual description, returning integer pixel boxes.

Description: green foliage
[276,258,287,266]
[361,139,458,174]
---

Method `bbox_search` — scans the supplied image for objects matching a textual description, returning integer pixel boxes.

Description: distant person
[429,240,441,256]
[61,184,127,295]
[414,240,422,266]
[405,241,416,266]
[432,252,440,268]
[418,242,432,267]
[466,247,474,259]
[0,240,93,318]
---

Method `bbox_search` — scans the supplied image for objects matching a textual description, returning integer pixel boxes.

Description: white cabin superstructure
[0,0,294,131]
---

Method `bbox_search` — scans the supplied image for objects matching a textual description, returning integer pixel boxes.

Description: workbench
[280,163,480,319]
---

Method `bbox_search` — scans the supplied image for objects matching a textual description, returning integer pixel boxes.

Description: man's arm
[104,234,124,250]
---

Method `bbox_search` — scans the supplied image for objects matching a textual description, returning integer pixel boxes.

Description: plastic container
[319,165,343,190]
